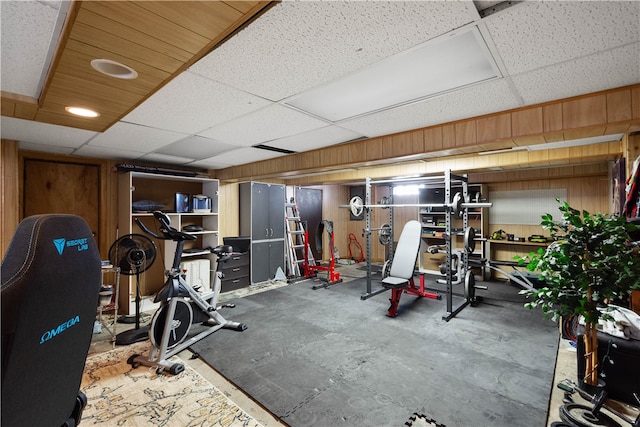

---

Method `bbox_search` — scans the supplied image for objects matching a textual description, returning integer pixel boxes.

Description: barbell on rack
[362,223,392,245]
[343,192,492,218]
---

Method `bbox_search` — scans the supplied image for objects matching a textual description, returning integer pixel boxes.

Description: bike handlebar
[134,211,197,242]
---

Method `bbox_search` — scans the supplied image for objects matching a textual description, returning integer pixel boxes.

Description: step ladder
[285,199,316,278]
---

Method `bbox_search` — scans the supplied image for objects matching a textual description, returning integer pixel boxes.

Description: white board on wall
[489,189,567,225]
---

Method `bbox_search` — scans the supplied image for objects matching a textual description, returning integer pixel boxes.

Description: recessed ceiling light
[65,106,100,118]
[90,59,138,79]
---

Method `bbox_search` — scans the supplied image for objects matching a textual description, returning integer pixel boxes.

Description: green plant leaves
[518,200,640,325]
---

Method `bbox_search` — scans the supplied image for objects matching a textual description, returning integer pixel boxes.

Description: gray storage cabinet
[240,182,286,284]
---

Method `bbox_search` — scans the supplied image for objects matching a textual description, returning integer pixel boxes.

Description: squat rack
[348,169,491,321]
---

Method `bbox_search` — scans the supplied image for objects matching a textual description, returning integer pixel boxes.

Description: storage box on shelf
[118,171,219,315]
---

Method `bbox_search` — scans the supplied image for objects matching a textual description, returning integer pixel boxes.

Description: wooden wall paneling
[348,140,369,164]
[632,86,640,121]
[562,94,607,129]
[23,158,101,243]
[512,107,543,137]
[423,126,443,152]
[1,99,15,116]
[296,150,320,171]
[1,140,20,259]
[455,120,476,148]
[543,103,563,133]
[606,89,633,123]
[366,137,384,162]
[626,133,640,178]
[1,92,39,120]
[101,160,119,258]
[439,123,455,151]
[219,182,240,239]
[324,144,351,168]
[477,112,512,142]
[383,131,423,158]
[15,102,39,120]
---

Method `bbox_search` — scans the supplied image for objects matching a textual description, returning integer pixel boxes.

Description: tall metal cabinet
[239,182,286,284]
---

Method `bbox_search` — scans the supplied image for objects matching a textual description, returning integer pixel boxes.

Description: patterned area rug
[405,413,446,427]
[80,342,262,427]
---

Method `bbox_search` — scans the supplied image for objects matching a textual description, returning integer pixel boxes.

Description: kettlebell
[491,230,505,240]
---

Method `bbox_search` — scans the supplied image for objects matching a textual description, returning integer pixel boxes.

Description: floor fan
[108,234,157,345]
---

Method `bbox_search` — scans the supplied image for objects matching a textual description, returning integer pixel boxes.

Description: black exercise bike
[127,211,247,375]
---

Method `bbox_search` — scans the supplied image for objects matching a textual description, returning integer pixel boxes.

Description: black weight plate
[559,404,621,427]
[464,270,475,301]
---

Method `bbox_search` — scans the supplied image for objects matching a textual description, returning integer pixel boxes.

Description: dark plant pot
[578,378,606,396]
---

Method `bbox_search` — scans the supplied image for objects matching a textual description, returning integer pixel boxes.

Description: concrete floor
[88,263,638,426]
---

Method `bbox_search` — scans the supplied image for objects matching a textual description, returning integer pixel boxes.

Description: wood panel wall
[1,140,20,259]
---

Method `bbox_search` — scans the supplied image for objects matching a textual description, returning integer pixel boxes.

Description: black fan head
[108,234,157,275]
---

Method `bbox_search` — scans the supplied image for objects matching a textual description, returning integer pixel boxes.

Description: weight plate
[350,196,364,217]
[451,192,463,217]
[379,223,392,245]
[382,259,391,278]
[380,196,391,209]
[464,270,475,301]
[559,404,621,427]
[464,227,476,253]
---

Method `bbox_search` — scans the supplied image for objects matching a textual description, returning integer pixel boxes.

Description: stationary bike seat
[212,245,233,256]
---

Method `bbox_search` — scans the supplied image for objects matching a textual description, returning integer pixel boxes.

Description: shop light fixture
[286,26,501,122]
[478,134,625,155]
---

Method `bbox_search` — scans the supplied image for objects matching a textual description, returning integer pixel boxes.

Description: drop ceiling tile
[18,141,75,155]
[87,122,188,151]
[511,44,640,106]
[155,135,238,159]
[122,71,273,134]
[198,104,328,147]
[0,1,66,97]
[137,153,197,166]
[1,116,96,148]
[190,1,477,101]
[189,146,285,169]
[485,1,640,75]
[73,144,146,160]
[268,125,363,152]
[340,79,520,138]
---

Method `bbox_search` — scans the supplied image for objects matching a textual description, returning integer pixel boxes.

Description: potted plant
[518,200,640,388]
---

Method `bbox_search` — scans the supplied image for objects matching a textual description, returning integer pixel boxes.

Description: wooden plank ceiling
[1,0,276,132]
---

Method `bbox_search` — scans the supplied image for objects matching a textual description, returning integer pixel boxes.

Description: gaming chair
[2,214,102,427]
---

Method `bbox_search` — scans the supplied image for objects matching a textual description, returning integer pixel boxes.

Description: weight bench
[383,220,438,317]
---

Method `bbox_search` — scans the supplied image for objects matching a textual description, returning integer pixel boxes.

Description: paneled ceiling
[1,0,639,175]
